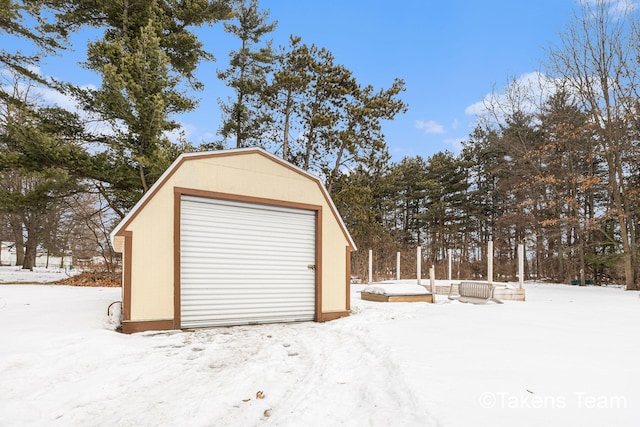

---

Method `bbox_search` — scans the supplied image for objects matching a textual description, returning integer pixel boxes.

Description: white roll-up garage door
[180,195,317,328]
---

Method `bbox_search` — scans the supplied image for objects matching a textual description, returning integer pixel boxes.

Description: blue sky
[5,0,580,162]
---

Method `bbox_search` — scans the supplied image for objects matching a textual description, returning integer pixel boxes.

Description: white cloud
[585,0,636,16]
[199,132,216,141]
[1,66,97,115]
[464,71,557,122]
[464,100,486,117]
[1,69,118,140]
[443,137,464,153]
[415,119,445,134]
[164,128,186,145]
[38,86,83,111]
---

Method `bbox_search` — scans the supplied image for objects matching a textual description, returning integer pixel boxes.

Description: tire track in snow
[262,319,437,426]
[0,310,438,426]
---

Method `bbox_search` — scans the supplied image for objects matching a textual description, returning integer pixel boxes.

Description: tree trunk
[22,240,36,270]
[11,216,25,266]
[615,151,638,290]
[327,142,346,195]
[579,233,586,286]
[138,163,148,193]
[608,154,636,289]
[282,89,293,160]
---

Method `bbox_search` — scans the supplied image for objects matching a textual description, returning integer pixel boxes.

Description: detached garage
[110,148,356,334]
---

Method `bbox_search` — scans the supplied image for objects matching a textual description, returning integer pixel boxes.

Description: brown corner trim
[319,311,350,322]
[345,246,352,312]
[315,208,323,322]
[173,190,181,329]
[122,231,133,321]
[122,319,175,334]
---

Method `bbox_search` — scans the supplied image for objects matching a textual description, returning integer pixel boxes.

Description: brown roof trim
[110,148,356,251]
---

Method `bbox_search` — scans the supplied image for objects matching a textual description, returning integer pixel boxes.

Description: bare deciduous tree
[547,0,639,289]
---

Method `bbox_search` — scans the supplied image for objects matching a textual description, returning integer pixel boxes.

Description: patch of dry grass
[54,271,121,287]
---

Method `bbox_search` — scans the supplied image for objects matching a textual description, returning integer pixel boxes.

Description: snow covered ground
[0,266,78,284]
[1,276,639,426]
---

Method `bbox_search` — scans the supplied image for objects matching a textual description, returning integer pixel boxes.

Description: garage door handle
[307,264,316,270]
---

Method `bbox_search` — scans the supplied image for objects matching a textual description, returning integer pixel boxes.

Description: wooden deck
[361,292,435,303]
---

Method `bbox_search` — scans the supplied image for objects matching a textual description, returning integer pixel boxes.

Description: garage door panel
[181,264,314,277]
[182,297,315,307]
[180,196,316,328]
[181,207,311,230]
[181,241,315,253]
[181,278,315,287]
[182,260,313,272]
[181,249,314,262]
[182,302,315,312]
[180,232,315,249]
[183,299,315,311]
[184,304,315,324]
[181,285,315,295]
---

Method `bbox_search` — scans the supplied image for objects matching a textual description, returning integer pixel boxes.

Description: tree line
[0,0,405,270]
[1,1,638,290]
[335,1,640,290]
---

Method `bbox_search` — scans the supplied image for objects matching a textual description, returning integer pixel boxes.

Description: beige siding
[121,151,351,322]
[321,222,349,312]
[126,184,175,321]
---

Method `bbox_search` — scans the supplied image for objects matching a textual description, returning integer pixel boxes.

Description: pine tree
[0,81,87,269]
[263,36,313,161]
[217,0,277,148]
[0,0,64,96]
[331,153,397,280]
[265,38,406,187]
[324,78,406,194]
[40,0,233,217]
[386,156,430,246]
[422,151,471,266]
